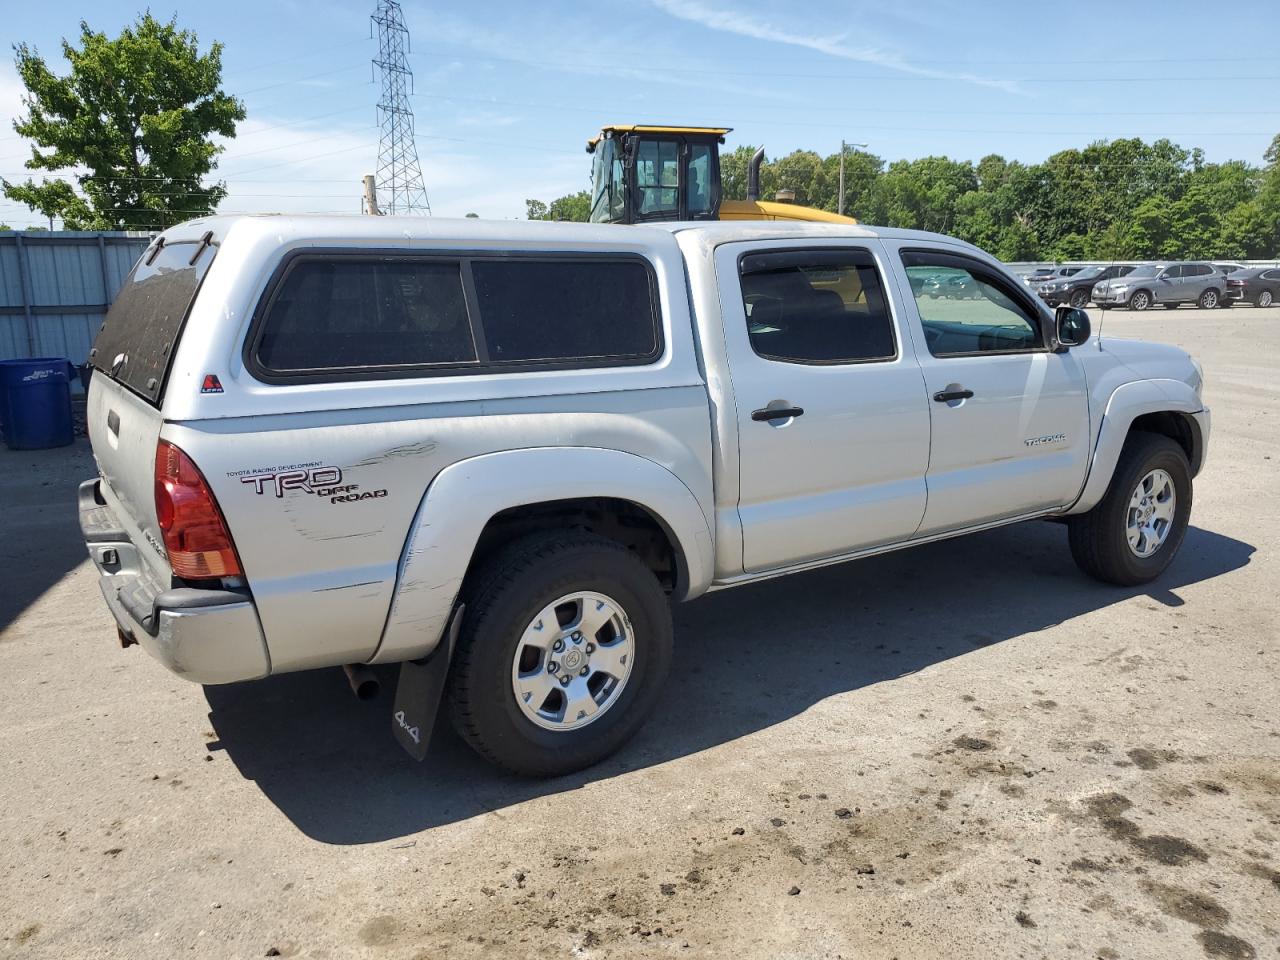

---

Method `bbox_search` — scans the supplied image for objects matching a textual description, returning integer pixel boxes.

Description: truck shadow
[203,520,1253,844]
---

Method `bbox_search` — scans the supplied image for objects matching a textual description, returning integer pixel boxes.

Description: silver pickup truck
[79,216,1209,776]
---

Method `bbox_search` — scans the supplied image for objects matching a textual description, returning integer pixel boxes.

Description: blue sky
[1,0,1278,226]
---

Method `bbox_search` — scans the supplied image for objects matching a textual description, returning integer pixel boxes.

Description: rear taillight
[154,439,242,579]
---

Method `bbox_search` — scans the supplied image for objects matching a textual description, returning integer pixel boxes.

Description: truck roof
[156,214,984,256]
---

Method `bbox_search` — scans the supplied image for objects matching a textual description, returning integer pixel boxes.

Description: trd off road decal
[227,463,388,505]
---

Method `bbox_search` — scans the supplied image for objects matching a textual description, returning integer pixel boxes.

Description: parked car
[1094,262,1226,311]
[79,216,1209,776]
[1021,267,1057,287]
[1224,266,1280,307]
[923,272,981,299]
[1039,264,1136,309]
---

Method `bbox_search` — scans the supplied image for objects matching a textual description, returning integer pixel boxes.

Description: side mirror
[1055,306,1091,348]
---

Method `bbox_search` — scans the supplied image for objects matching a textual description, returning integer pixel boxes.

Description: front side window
[902,252,1044,357]
[634,140,679,216]
[739,250,896,364]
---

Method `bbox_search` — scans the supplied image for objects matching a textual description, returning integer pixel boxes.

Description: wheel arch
[1066,380,1206,515]
[369,447,714,664]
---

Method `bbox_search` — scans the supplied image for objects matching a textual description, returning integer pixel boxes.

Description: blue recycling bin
[0,358,76,450]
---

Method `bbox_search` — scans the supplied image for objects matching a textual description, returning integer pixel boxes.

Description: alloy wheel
[510,591,635,732]
[1126,469,1177,558]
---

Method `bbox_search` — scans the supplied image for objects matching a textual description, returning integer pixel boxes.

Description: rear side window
[470,259,658,363]
[738,249,896,364]
[90,239,216,404]
[249,253,661,380]
[255,260,475,373]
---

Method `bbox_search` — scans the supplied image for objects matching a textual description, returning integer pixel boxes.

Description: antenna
[371,1,431,215]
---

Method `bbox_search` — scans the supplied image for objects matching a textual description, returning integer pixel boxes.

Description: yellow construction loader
[585,125,855,225]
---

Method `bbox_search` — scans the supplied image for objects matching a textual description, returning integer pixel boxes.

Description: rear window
[249,253,661,380]
[90,239,216,404]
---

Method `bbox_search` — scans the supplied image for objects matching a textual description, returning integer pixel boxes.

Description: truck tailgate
[88,375,170,585]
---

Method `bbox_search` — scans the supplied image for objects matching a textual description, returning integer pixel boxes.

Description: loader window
[634,140,679,217]
[688,143,713,218]
[589,139,626,223]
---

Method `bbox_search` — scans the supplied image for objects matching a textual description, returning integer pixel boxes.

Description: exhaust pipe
[342,664,380,701]
[746,146,766,201]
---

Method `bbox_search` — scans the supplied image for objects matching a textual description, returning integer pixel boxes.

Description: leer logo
[201,374,224,394]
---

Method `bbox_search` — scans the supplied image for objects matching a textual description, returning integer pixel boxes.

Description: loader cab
[587,125,729,224]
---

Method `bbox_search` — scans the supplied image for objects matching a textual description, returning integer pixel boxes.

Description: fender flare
[1066,379,1205,515]
[369,447,715,664]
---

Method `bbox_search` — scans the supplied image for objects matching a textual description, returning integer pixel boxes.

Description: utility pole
[837,140,868,218]
[362,174,382,215]
[371,1,431,215]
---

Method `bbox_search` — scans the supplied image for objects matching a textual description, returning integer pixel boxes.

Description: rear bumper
[79,478,270,684]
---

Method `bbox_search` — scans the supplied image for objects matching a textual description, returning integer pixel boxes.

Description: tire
[1067,432,1192,586]
[1198,288,1219,309]
[1129,290,1152,311]
[1068,288,1089,309]
[1258,290,1274,308]
[447,530,673,777]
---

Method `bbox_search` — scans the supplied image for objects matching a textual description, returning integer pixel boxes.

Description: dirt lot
[1,305,1277,960]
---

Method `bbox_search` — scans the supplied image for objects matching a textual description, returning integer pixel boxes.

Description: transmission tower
[371,0,431,215]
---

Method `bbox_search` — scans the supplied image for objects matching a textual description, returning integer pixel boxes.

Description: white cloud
[646,0,1022,94]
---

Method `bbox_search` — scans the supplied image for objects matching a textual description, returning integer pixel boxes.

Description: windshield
[1126,265,1161,279]
[588,139,624,223]
[1070,267,1103,281]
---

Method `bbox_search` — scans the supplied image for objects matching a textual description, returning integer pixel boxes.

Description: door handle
[932,389,974,403]
[751,406,805,422]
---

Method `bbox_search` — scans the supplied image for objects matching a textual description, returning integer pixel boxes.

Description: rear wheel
[1198,288,1220,309]
[1069,288,1089,309]
[447,531,673,776]
[1130,290,1152,311]
[1258,290,1274,308]
[1068,433,1191,586]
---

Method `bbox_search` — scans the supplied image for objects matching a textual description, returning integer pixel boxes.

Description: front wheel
[1198,288,1220,309]
[1067,433,1192,586]
[447,531,673,776]
[1069,289,1089,309]
[1129,290,1152,311]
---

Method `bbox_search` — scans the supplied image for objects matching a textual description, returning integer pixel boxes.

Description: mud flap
[391,604,464,761]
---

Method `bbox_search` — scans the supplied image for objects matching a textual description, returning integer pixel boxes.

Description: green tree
[547,190,591,221]
[3,14,244,230]
[526,191,591,222]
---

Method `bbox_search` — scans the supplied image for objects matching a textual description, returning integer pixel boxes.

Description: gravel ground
[1,306,1277,960]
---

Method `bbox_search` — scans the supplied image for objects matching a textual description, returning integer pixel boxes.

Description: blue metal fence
[0,231,152,367]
